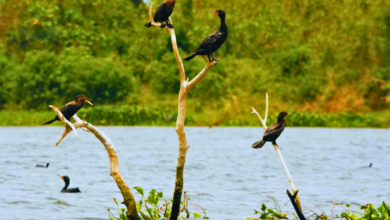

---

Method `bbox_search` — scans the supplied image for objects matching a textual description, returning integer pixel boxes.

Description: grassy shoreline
[1,106,389,128]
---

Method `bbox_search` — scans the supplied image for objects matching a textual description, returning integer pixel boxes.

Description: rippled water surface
[0,127,389,219]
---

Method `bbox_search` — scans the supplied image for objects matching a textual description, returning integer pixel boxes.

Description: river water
[0,127,389,219]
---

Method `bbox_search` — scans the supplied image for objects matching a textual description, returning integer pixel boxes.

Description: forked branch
[251,94,302,211]
[147,5,217,220]
[147,4,217,94]
[49,106,141,220]
[287,190,306,220]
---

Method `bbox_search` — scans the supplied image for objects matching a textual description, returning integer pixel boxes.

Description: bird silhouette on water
[252,112,289,149]
[60,176,81,193]
[184,10,228,62]
[144,0,175,29]
[43,95,93,125]
[36,163,49,168]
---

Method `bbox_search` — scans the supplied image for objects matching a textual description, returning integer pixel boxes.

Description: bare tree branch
[146,5,217,220]
[251,93,302,211]
[49,106,141,220]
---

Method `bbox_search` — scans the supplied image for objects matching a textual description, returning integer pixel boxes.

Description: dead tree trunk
[145,5,217,220]
[49,106,141,220]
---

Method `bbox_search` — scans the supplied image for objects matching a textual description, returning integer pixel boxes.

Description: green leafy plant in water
[108,186,208,220]
[108,197,127,220]
[336,202,390,220]
[247,203,288,220]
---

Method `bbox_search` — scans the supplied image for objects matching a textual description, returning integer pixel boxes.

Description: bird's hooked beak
[211,11,219,16]
[286,113,291,117]
[86,100,93,106]
[59,175,64,180]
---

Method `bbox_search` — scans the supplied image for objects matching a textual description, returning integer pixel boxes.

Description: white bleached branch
[146,7,217,219]
[48,106,141,220]
[148,4,164,28]
[251,93,302,210]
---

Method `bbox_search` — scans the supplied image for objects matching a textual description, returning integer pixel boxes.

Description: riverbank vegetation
[0,0,390,128]
[248,201,390,220]
[1,106,390,127]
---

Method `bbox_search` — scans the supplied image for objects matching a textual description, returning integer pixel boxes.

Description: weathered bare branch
[49,106,141,220]
[146,6,217,219]
[251,94,302,211]
[148,4,165,28]
[287,190,306,220]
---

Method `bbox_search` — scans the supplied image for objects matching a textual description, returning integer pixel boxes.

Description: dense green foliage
[1,0,390,126]
[248,202,390,220]
[2,106,390,127]
[108,187,208,220]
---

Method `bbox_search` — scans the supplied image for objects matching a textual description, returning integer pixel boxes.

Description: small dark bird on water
[144,0,175,29]
[36,163,49,168]
[184,10,228,62]
[43,95,93,125]
[60,176,81,193]
[252,112,289,149]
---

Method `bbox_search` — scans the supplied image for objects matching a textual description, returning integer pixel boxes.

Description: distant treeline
[0,0,390,118]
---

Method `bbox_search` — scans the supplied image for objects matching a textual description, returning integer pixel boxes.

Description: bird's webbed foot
[160,23,166,28]
[166,21,174,29]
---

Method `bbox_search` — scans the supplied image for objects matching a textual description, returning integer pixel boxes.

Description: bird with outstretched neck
[43,95,93,125]
[184,10,228,62]
[144,0,175,29]
[252,112,289,149]
[36,163,49,168]
[60,176,81,193]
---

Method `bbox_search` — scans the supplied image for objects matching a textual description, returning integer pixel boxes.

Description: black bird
[43,95,93,125]
[144,0,175,29]
[60,176,81,193]
[36,163,49,168]
[252,112,289,149]
[184,10,228,62]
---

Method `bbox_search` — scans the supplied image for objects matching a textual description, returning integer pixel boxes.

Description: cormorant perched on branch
[43,95,93,125]
[184,10,228,62]
[144,0,176,29]
[252,112,289,149]
[60,176,81,193]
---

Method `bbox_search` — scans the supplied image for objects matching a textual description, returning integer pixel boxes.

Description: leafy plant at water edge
[108,187,208,220]
[247,203,287,219]
[336,202,390,220]
[249,201,390,220]
[108,197,127,220]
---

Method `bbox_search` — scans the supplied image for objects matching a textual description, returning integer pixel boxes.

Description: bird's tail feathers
[144,22,152,28]
[252,140,266,149]
[183,53,197,61]
[43,118,57,125]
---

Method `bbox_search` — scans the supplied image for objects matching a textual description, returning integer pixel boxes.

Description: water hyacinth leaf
[147,189,157,205]
[133,186,144,196]
[193,212,202,219]
[157,191,163,198]
[261,203,267,212]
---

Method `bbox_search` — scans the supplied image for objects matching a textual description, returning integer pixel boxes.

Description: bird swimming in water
[36,163,49,168]
[144,0,175,29]
[184,10,228,62]
[252,112,289,149]
[60,176,81,193]
[43,95,93,125]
